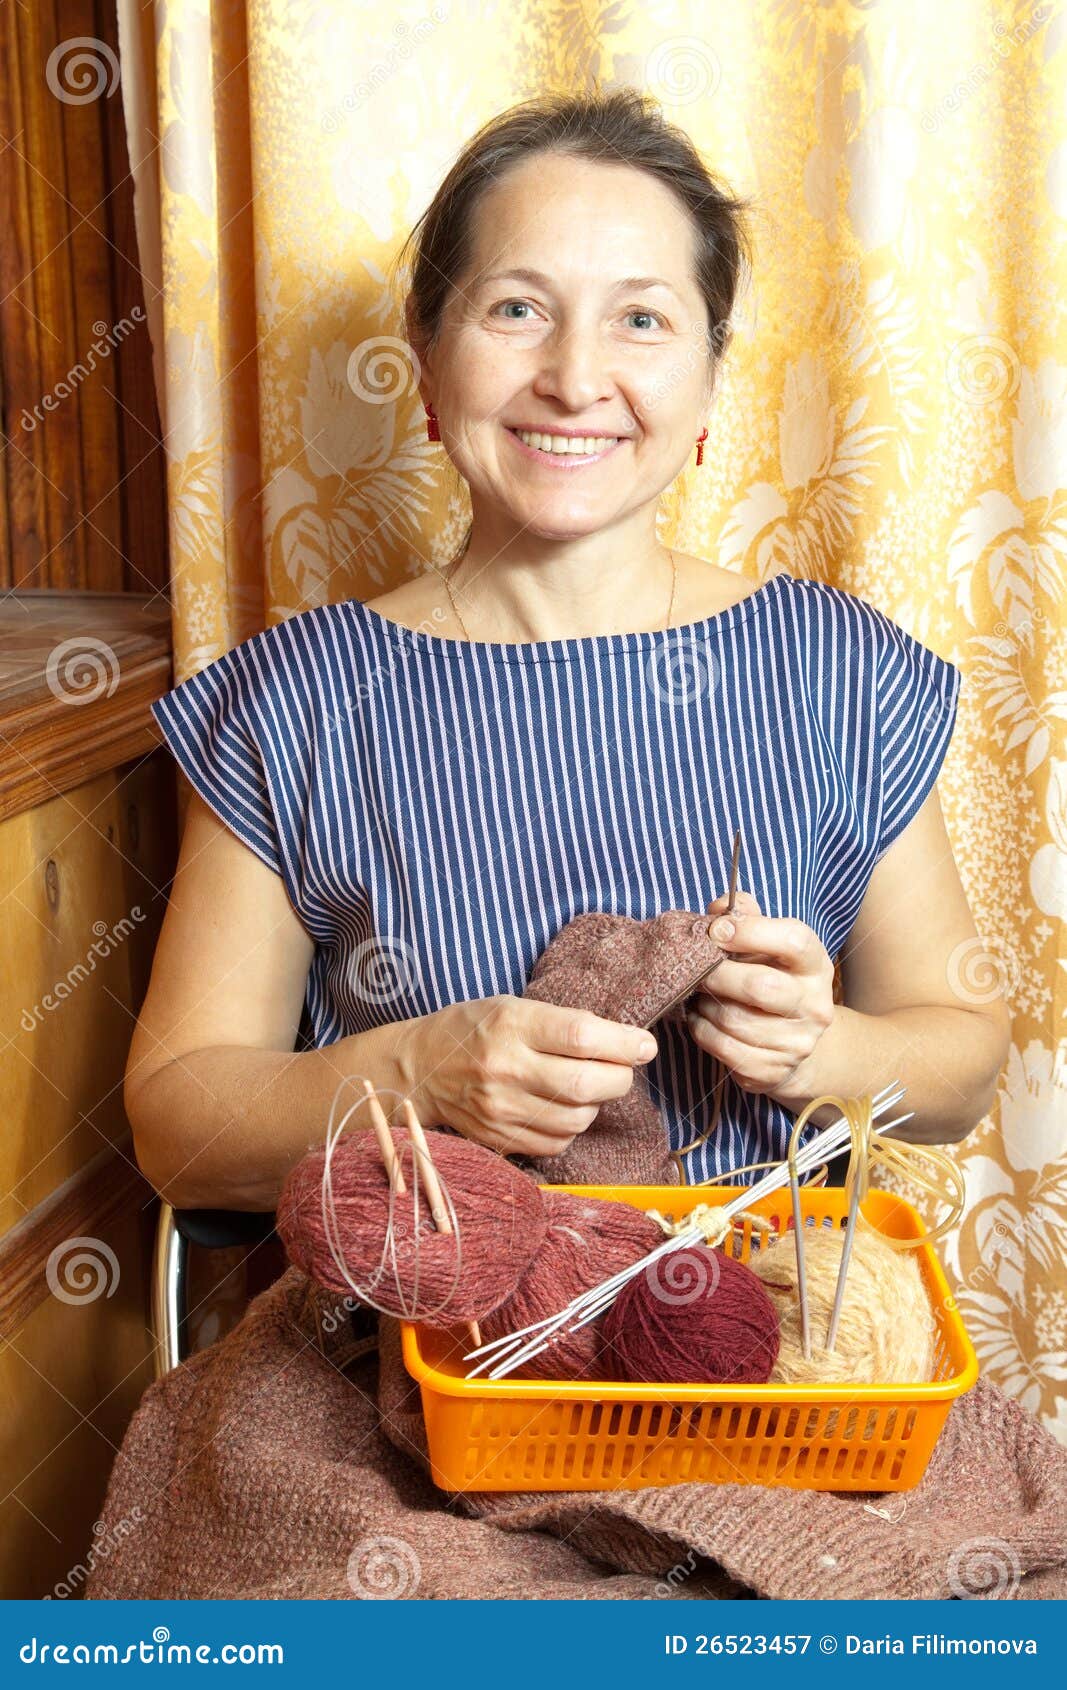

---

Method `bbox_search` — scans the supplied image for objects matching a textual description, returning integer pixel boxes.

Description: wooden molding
[0,1134,156,1343]
[0,590,172,821]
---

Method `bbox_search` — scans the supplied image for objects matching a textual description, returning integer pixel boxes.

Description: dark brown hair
[394,87,755,390]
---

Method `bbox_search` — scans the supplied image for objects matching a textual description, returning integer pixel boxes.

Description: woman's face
[421,153,715,543]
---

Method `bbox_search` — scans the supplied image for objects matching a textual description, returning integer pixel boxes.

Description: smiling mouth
[505,426,626,464]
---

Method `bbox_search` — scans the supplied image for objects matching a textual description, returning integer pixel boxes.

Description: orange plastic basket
[399,1181,978,1494]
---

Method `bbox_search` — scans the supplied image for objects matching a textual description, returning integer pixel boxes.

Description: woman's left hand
[684,890,837,1103]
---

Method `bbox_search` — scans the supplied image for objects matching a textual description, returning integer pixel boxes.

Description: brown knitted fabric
[517,908,727,1186]
[79,909,1067,1600]
[84,1265,1067,1600]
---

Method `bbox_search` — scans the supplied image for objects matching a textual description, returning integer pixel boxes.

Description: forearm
[771,1002,1009,1144]
[128,1020,426,1211]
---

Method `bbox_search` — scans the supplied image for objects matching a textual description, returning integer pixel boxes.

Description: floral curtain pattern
[118,0,1067,1435]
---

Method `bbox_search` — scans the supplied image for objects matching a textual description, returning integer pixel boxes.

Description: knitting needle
[787,1139,812,1361]
[480,1103,917,1382]
[360,1078,408,1193]
[825,1116,866,1352]
[466,1085,911,1376]
[463,1083,908,1370]
[726,825,741,915]
[401,1099,482,1352]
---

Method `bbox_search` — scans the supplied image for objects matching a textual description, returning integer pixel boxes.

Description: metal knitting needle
[481,1106,917,1383]
[726,825,741,915]
[787,1140,812,1361]
[466,1084,910,1377]
[825,1120,866,1352]
[463,1082,907,1370]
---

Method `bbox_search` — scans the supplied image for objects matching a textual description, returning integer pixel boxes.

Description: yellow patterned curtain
[118,0,1067,1437]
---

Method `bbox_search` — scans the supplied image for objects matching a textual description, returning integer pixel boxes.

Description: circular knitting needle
[788,1146,812,1361]
[401,1099,482,1352]
[825,1101,870,1352]
[359,1077,408,1193]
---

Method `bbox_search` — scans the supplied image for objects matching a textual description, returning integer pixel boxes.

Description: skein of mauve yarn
[603,1243,781,1385]
[477,1191,664,1380]
[275,1126,549,1325]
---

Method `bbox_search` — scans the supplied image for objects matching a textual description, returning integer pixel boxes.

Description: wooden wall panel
[0,1182,159,1599]
[0,0,169,594]
[0,749,177,1233]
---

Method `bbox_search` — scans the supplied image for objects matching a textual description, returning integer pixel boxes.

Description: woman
[126,88,1009,1217]
[83,85,1046,1610]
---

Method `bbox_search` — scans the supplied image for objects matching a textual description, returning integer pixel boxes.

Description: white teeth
[513,429,619,455]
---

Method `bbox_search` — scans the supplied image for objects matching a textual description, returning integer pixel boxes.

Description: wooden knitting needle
[401,1098,482,1352]
[359,1077,407,1193]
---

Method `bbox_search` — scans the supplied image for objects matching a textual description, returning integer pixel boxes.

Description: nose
[530,325,617,417]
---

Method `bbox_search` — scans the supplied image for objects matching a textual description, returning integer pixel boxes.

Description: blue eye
[488,299,666,329]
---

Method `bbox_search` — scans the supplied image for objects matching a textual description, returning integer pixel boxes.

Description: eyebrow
[476,268,684,302]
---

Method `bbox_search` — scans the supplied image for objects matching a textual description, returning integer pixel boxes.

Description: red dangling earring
[695,426,708,467]
[425,404,440,442]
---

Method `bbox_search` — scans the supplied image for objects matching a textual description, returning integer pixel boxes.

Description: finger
[529,1004,658,1067]
[705,888,762,919]
[689,992,808,1054]
[711,912,814,971]
[521,1052,645,1111]
[684,1013,794,1088]
[694,959,804,1018]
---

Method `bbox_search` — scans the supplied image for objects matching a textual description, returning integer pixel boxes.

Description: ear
[403,309,434,408]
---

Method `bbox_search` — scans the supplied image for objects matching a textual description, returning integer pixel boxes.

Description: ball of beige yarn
[748,1221,937,1385]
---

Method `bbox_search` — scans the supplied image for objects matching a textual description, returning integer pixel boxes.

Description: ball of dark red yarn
[275,1126,548,1325]
[603,1244,781,1385]
[478,1191,663,1380]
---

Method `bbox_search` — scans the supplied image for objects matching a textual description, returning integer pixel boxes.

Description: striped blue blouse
[149,571,961,1184]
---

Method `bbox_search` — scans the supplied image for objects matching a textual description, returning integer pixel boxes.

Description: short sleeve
[150,643,285,879]
[874,614,962,862]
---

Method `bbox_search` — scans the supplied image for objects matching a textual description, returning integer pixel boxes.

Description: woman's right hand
[401,995,659,1160]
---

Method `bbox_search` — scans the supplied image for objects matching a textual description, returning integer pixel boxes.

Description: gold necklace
[436,529,678,642]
